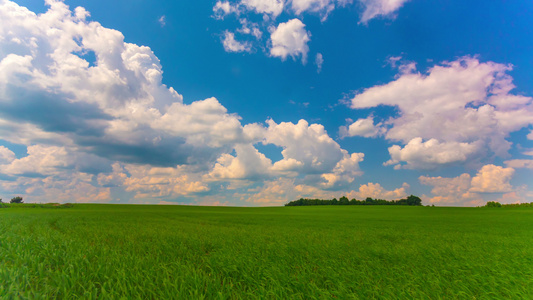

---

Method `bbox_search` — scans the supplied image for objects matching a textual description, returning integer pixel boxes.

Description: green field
[1,204,532,299]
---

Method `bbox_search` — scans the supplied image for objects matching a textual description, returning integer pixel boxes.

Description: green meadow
[1,204,532,299]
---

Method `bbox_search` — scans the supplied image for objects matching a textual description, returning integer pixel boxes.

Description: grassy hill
[1,204,532,298]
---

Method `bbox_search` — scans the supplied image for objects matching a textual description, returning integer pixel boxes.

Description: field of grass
[1,204,532,299]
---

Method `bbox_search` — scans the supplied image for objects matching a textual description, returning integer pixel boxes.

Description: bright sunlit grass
[1,204,532,298]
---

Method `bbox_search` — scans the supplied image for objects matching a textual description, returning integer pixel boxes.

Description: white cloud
[528,130,533,140]
[269,18,310,63]
[158,15,166,27]
[359,0,410,24]
[207,144,272,180]
[504,159,533,169]
[320,152,365,189]
[315,52,323,73]
[0,146,16,164]
[470,164,514,193]
[238,19,263,39]
[213,1,239,19]
[121,165,209,199]
[420,164,518,206]
[349,57,533,170]
[222,31,252,52]
[265,119,348,174]
[419,173,477,206]
[0,1,371,204]
[340,116,384,138]
[242,0,284,17]
[384,138,482,170]
[345,182,409,200]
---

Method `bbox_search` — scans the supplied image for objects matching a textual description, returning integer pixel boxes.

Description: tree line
[0,196,23,204]
[285,195,422,206]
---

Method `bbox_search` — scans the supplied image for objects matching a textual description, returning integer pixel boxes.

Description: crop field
[1,204,532,299]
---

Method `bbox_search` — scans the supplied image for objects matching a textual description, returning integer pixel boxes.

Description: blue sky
[0,0,532,206]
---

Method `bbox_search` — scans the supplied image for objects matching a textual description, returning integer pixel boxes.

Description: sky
[0,0,532,206]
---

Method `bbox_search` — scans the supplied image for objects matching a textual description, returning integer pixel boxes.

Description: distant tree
[339,196,349,205]
[10,196,23,204]
[485,201,502,207]
[406,195,422,206]
[0,198,2,203]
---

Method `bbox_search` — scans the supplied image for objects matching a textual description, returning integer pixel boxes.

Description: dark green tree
[10,196,23,204]
[406,195,422,206]
[339,196,349,205]
[485,201,502,207]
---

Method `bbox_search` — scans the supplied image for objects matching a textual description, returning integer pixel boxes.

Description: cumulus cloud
[384,138,482,170]
[420,164,518,206]
[207,144,272,180]
[339,116,385,138]
[222,31,252,52]
[0,146,16,164]
[469,164,514,193]
[0,1,368,203]
[269,18,310,63]
[348,57,533,170]
[266,119,346,173]
[345,182,409,200]
[212,0,407,61]
[359,0,410,24]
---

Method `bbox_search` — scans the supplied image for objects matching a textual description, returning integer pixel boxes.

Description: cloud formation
[347,57,533,170]
[269,19,310,63]
[212,0,409,61]
[420,164,522,206]
[0,0,365,204]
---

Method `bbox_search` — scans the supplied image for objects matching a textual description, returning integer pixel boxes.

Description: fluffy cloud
[222,31,252,52]
[213,0,408,61]
[340,116,385,138]
[0,146,15,164]
[359,0,410,24]
[266,119,346,173]
[469,164,514,193]
[384,138,481,170]
[420,164,518,206]
[0,0,260,170]
[345,182,409,200]
[0,1,368,203]
[348,57,533,170]
[269,18,310,63]
[207,144,272,180]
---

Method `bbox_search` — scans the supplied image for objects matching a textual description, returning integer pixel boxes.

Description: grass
[1,204,532,299]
